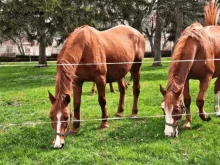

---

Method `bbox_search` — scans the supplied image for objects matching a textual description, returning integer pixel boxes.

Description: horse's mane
[57,25,87,61]
[55,60,74,98]
[204,0,219,26]
[167,26,210,92]
[55,26,89,99]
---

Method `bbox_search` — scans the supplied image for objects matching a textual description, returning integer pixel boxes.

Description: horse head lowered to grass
[160,0,220,137]
[48,25,145,149]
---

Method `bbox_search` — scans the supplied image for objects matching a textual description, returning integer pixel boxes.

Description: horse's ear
[48,91,56,104]
[64,94,71,105]
[160,85,166,96]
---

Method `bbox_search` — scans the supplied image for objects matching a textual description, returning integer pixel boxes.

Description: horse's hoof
[199,115,211,121]
[100,123,109,129]
[115,112,122,117]
[68,128,78,135]
[130,114,137,118]
[182,125,190,130]
[197,111,211,121]
[182,122,191,130]
[206,116,211,121]
[216,111,220,117]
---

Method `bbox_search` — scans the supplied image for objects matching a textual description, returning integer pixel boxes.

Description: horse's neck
[166,33,198,92]
[55,60,74,98]
[167,60,192,92]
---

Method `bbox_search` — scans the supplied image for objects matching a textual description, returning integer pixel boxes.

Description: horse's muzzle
[53,143,64,149]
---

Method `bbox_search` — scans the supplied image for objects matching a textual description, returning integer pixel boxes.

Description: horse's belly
[106,64,132,82]
[75,63,131,82]
[189,64,207,79]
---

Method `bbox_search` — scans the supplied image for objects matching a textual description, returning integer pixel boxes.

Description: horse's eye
[173,108,179,113]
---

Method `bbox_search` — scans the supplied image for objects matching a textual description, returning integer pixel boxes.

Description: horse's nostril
[170,131,177,137]
[53,143,65,149]
[170,132,175,137]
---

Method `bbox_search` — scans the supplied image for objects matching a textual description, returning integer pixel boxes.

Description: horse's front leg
[69,82,83,134]
[115,78,126,117]
[197,75,212,121]
[183,79,192,129]
[214,77,220,117]
[96,78,109,129]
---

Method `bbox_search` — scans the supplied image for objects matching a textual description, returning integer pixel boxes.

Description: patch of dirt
[1,100,22,107]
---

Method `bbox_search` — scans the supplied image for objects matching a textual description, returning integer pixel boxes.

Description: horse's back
[101,25,145,61]
[204,26,220,53]
[203,26,220,77]
[180,25,220,79]
[61,25,145,82]
[75,25,145,82]
[101,25,145,82]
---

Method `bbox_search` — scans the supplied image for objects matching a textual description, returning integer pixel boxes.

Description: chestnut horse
[49,25,145,148]
[160,0,220,137]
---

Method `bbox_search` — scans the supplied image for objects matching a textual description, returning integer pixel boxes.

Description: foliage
[0,0,214,66]
[0,58,220,164]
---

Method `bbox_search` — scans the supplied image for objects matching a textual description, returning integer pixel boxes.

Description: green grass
[0,58,220,165]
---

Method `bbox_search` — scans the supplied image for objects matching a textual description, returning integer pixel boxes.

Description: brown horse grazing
[160,0,220,137]
[48,25,145,148]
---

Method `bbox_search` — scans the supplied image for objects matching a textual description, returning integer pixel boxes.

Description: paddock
[0,58,220,164]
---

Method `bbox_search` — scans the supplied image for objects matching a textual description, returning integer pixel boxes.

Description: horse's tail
[204,0,220,25]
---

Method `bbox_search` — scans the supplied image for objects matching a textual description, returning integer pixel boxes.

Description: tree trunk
[148,36,154,57]
[174,1,183,43]
[18,38,25,55]
[152,10,162,67]
[38,34,47,67]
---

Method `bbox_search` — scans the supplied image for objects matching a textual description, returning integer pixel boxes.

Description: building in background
[0,38,62,57]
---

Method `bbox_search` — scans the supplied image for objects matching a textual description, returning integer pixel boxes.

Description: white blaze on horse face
[163,104,176,137]
[161,102,165,110]
[215,92,220,117]
[53,111,62,149]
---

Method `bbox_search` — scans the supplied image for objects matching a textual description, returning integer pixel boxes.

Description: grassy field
[0,58,220,165]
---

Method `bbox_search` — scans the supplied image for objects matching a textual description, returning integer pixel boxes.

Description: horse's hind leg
[197,75,212,121]
[96,78,109,129]
[214,77,220,117]
[130,64,142,117]
[182,79,192,129]
[91,82,96,95]
[69,82,83,134]
[109,83,115,93]
[115,78,127,117]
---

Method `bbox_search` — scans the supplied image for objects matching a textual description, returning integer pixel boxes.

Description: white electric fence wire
[0,112,218,128]
[0,58,220,67]
[0,58,219,127]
